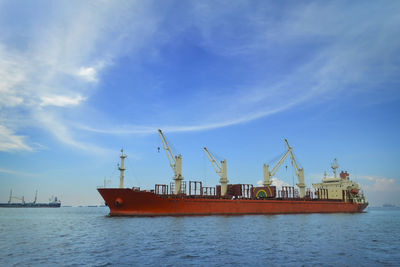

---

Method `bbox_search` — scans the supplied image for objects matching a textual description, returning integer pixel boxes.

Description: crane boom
[203,147,228,196]
[263,146,291,187]
[158,129,176,170]
[270,149,291,177]
[284,139,300,176]
[203,147,221,174]
[284,139,306,198]
[158,129,183,195]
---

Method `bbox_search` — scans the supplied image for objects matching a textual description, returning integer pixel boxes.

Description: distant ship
[382,204,396,208]
[0,190,61,208]
[98,130,368,216]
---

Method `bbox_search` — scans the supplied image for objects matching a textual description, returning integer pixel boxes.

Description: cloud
[0,1,399,151]
[77,67,97,82]
[77,97,303,135]
[0,125,32,152]
[256,178,290,190]
[77,1,400,136]
[360,176,400,193]
[0,1,149,151]
[271,177,290,190]
[358,176,400,206]
[40,95,86,107]
[32,111,113,154]
[0,167,38,177]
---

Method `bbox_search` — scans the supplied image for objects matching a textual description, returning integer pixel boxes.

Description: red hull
[98,188,368,216]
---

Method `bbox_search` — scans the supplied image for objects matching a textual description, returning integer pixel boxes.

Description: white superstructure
[312,159,366,203]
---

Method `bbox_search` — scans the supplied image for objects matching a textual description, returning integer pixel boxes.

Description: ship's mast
[203,147,228,196]
[331,158,338,178]
[118,149,127,188]
[158,129,183,195]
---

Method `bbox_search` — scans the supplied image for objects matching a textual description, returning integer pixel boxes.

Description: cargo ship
[98,130,368,216]
[0,190,61,208]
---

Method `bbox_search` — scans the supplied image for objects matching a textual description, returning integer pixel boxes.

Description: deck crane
[8,189,25,204]
[158,129,183,195]
[284,139,306,198]
[263,145,292,186]
[12,196,25,204]
[203,147,228,196]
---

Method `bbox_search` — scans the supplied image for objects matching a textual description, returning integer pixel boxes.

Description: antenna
[331,158,339,178]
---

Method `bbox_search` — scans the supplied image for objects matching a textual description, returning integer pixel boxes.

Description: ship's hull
[98,188,368,216]
[0,203,61,208]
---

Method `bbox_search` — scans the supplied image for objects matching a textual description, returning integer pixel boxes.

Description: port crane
[284,139,306,198]
[263,139,306,198]
[203,147,228,196]
[158,129,183,195]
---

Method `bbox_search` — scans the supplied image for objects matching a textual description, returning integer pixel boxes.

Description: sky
[0,0,399,206]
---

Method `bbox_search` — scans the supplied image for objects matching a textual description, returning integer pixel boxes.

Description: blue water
[0,207,399,266]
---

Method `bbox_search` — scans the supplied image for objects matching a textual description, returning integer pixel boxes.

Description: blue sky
[0,1,399,206]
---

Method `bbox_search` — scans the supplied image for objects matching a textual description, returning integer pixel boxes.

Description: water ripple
[0,207,399,266]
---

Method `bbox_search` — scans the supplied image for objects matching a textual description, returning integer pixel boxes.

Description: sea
[0,207,399,266]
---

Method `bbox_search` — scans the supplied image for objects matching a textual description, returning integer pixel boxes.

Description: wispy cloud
[0,1,399,151]
[0,1,154,152]
[78,99,301,135]
[358,175,400,206]
[40,95,86,107]
[359,176,400,193]
[0,125,32,152]
[0,167,38,177]
[77,2,400,137]
[77,67,97,82]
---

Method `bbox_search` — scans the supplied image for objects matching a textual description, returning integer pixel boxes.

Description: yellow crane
[263,139,306,198]
[203,147,228,196]
[158,129,183,195]
[284,139,306,198]
[263,144,292,186]
[8,189,25,204]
